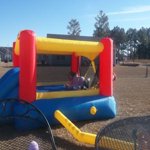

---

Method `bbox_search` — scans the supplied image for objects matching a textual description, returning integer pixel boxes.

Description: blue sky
[0,0,150,46]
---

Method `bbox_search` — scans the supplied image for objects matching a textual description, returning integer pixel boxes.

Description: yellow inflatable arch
[15,37,104,61]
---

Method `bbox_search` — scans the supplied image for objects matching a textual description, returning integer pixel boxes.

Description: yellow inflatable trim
[55,110,134,149]
[37,81,65,86]
[15,37,104,61]
[36,89,99,100]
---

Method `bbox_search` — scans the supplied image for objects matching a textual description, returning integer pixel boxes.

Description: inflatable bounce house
[0,30,117,147]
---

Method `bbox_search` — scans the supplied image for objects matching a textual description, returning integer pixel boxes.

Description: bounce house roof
[15,37,104,61]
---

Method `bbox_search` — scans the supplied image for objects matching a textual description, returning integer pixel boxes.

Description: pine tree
[93,10,109,38]
[67,19,81,36]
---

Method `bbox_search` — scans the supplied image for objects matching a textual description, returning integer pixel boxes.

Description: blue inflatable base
[13,95,116,130]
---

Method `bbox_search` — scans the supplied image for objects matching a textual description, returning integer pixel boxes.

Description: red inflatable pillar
[19,30,36,103]
[71,53,80,74]
[99,38,113,96]
[12,42,19,67]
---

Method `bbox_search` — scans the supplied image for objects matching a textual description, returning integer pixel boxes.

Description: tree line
[67,10,150,61]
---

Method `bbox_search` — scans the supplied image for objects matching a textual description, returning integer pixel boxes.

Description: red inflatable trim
[19,30,36,103]
[100,38,113,96]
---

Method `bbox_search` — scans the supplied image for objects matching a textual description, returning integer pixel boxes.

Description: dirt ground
[0,62,150,150]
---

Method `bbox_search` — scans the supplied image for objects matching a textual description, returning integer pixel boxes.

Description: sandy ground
[0,62,150,150]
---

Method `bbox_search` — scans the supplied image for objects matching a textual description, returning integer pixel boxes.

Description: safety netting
[95,115,150,150]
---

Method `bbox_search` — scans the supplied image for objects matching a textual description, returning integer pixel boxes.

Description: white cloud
[107,5,150,15]
[111,16,150,22]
